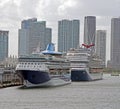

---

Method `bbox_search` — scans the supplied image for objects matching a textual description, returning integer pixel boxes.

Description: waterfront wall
[0,69,23,88]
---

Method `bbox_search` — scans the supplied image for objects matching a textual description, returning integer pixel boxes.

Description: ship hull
[17,70,71,88]
[71,69,103,81]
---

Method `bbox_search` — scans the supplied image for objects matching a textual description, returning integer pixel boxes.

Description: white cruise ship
[66,46,104,81]
[16,43,71,88]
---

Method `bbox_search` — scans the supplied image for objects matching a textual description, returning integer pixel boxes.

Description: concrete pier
[0,68,23,88]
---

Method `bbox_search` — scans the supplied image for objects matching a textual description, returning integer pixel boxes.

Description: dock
[0,68,23,88]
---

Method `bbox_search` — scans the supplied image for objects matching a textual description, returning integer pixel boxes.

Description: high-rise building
[110,18,120,70]
[84,16,96,45]
[58,19,80,52]
[0,30,9,62]
[95,30,106,66]
[18,18,52,56]
[45,28,52,49]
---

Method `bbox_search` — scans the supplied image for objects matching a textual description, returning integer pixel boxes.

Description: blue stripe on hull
[71,70,92,81]
[20,70,50,84]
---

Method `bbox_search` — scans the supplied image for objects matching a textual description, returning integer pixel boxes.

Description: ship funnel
[46,43,55,51]
[42,43,62,55]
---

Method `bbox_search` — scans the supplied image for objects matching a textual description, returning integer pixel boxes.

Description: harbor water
[0,74,120,109]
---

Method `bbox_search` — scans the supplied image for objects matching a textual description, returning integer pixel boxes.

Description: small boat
[16,43,71,88]
[111,72,119,76]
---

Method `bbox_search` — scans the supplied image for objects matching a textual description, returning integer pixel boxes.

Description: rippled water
[0,74,120,109]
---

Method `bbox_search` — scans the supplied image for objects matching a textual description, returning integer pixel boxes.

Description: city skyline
[0,16,115,61]
[0,0,120,61]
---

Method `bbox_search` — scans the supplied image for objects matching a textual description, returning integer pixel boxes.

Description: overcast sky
[0,0,120,60]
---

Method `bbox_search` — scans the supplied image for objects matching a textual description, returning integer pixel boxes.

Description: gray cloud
[0,0,119,58]
[19,0,40,18]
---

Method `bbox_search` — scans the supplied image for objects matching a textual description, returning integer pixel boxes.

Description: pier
[0,68,23,88]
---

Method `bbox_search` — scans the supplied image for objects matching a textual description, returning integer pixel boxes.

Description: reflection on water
[0,74,120,109]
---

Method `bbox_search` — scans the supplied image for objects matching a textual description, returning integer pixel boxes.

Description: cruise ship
[66,45,104,81]
[16,43,71,88]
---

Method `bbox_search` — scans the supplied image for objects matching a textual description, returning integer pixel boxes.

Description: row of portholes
[18,65,42,68]
[19,62,42,65]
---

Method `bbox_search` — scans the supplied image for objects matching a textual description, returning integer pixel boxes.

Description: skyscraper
[45,28,52,49]
[0,30,9,62]
[95,30,106,66]
[84,16,96,45]
[58,19,80,52]
[111,18,120,70]
[18,18,52,56]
